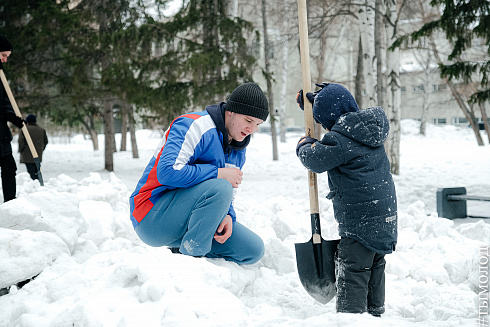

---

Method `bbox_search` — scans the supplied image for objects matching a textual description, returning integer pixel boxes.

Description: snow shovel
[294,0,340,304]
[0,65,44,186]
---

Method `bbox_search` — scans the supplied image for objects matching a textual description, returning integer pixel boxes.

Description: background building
[232,0,488,132]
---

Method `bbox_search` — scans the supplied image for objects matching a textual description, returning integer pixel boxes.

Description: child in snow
[296,83,398,316]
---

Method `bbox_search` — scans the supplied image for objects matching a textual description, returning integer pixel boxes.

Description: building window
[433,84,447,92]
[413,85,425,93]
[250,35,260,58]
[453,117,468,124]
[401,86,406,93]
[433,118,447,125]
[267,41,274,59]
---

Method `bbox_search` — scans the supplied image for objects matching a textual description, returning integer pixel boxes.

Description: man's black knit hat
[0,35,13,52]
[225,82,269,121]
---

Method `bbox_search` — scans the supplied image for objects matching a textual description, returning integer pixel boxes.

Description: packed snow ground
[0,120,489,327]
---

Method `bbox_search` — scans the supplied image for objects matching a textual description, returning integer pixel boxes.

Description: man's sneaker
[168,247,204,258]
[169,247,180,254]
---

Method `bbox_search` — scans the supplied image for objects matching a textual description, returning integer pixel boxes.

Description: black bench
[437,187,490,219]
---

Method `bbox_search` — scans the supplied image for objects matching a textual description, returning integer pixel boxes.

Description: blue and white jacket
[130,103,248,228]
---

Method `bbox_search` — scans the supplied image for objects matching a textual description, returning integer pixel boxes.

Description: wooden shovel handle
[297,0,320,216]
[0,69,39,159]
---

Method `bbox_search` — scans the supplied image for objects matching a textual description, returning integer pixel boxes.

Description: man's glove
[7,113,24,128]
[296,136,317,156]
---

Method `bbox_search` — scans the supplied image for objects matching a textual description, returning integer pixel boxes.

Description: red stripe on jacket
[132,113,202,223]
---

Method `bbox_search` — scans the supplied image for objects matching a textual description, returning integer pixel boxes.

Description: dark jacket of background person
[0,82,16,156]
[19,117,48,163]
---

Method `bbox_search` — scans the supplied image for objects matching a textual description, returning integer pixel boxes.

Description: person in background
[19,114,48,180]
[130,82,268,265]
[296,83,398,316]
[0,34,24,201]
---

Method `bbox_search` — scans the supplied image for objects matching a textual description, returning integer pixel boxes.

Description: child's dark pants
[336,237,386,316]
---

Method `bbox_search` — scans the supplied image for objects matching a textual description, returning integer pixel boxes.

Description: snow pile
[0,121,488,327]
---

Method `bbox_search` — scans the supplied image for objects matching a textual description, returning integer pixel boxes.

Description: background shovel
[294,0,340,304]
[0,65,44,186]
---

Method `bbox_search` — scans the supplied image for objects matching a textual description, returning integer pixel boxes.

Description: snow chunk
[0,228,69,288]
[79,200,115,246]
[0,192,86,252]
[456,219,490,243]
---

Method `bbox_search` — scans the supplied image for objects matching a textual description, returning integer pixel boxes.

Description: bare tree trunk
[479,102,490,143]
[103,99,115,171]
[82,115,99,150]
[315,26,326,83]
[409,46,435,136]
[129,105,139,159]
[416,0,431,137]
[428,35,484,146]
[416,0,484,146]
[384,0,401,175]
[261,0,278,160]
[375,0,386,108]
[89,129,99,150]
[279,0,290,143]
[326,23,348,80]
[84,122,99,150]
[314,11,327,140]
[468,82,490,144]
[359,0,377,107]
[420,69,430,136]
[99,5,115,171]
[355,36,364,108]
[386,69,401,175]
[120,104,128,151]
[469,83,490,143]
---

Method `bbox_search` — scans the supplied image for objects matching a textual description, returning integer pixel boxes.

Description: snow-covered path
[0,121,488,326]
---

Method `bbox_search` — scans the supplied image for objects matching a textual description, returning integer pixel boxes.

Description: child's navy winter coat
[297,107,397,254]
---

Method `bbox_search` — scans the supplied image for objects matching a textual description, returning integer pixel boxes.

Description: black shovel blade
[295,238,340,304]
[33,157,44,186]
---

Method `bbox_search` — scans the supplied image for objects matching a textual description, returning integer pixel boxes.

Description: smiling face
[224,111,263,142]
[0,51,11,63]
